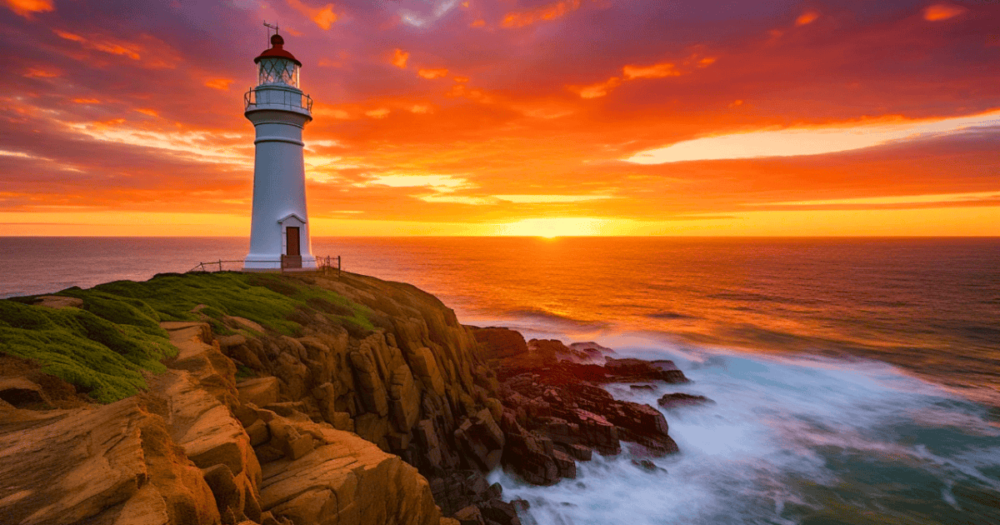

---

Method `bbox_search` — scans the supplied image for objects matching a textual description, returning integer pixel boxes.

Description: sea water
[1,236,998,523]
[491,335,1000,524]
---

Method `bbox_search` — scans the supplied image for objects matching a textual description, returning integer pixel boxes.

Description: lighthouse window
[258,58,299,87]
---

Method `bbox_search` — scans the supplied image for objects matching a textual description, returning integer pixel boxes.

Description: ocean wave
[493,335,1000,525]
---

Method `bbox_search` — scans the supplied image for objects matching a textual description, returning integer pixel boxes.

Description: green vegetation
[0,272,373,403]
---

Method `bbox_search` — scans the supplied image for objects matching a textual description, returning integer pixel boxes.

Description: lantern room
[254,34,302,88]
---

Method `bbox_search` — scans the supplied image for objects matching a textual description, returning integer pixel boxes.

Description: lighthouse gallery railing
[244,87,313,112]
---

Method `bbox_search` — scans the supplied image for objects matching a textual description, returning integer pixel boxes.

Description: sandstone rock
[224,315,265,334]
[472,327,528,359]
[349,351,390,416]
[218,334,248,350]
[246,418,270,447]
[0,377,47,408]
[203,464,242,522]
[163,321,239,406]
[389,364,422,433]
[153,369,262,523]
[455,409,505,471]
[416,419,444,469]
[410,346,446,396]
[238,376,281,407]
[453,505,485,525]
[259,417,441,525]
[0,399,220,525]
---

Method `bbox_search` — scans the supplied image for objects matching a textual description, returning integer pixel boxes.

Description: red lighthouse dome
[254,34,302,67]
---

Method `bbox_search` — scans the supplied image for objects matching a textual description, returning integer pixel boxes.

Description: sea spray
[491,337,1000,525]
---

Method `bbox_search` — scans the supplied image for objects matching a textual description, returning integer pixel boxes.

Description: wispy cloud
[746,191,1000,207]
[625,110,1000,164]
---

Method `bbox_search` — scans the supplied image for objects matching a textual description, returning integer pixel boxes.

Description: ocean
[2,236,999,524]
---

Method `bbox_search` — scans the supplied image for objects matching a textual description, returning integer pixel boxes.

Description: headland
[0,270,693,525]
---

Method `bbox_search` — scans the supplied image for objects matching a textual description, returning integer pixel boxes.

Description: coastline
[0,270,692,525]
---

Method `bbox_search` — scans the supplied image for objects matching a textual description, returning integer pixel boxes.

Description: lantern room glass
[258,57,300,88]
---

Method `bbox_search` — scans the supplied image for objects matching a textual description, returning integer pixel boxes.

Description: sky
[0,0,998,237]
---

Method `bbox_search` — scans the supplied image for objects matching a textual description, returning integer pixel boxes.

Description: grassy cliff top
[0,272,373,403]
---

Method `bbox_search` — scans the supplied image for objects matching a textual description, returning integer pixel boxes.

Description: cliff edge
[1,271,690,525]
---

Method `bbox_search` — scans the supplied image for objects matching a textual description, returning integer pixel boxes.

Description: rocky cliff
[1,271,690,525]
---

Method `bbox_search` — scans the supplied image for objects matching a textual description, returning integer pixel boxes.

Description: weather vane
[263,21,279,45]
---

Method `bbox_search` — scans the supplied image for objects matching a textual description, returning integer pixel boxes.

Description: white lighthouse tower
[243,32,317,271]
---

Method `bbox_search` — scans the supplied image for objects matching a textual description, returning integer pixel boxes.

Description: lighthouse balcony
[244,85,313,116]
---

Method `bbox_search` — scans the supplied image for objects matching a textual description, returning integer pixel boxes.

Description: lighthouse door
[286,227,301,256]
[284,227,302,269]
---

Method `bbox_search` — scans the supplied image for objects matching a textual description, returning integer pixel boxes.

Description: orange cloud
[571,77,621,99]
[135,108,158,117]
[502,0,581,28]
[418,68,449,79]
[796,10,820,26]
[470,19,485,28]
[72,98,100,104]
[392,48,409,68]
[3,0,53,18]
[924,4,966,21]
[623,63,679,80]
[204,78,233,91]
[365,108,390,118]
[23,67,59,78]
[286,0,338,30]
[54,29,142,61]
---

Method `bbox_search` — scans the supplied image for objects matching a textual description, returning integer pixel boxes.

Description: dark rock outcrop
[657,392,715,409]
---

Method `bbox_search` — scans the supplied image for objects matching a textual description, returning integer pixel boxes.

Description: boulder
[658,392,715,409]
[454,409,505,471]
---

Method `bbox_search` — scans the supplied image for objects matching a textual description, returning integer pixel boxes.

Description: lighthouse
[243,32,317,271]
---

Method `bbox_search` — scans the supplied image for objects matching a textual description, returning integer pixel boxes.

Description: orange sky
[1,0,998,236]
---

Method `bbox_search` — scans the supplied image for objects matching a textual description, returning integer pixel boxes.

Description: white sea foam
[489,334,1000,525]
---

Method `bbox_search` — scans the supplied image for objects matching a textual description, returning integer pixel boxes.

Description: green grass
[0,272,373,403]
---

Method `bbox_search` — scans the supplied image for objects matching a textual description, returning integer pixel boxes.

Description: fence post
[338,255,341,277]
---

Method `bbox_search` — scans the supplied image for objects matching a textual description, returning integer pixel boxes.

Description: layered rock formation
[1,272,694,525]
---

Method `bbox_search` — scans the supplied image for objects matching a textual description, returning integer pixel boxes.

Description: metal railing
[244,87,313,112]
[188,255,340,276]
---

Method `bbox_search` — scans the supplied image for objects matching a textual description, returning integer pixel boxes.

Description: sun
[494,217,613,237]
